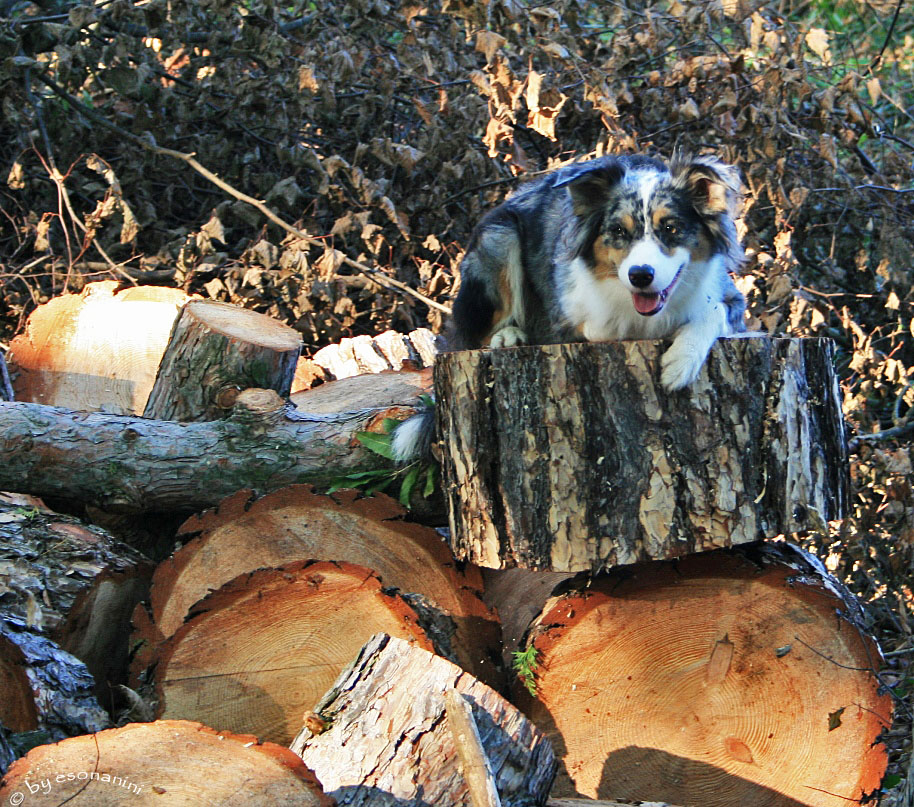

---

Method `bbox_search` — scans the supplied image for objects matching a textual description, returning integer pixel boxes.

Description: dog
[392,152,747,461]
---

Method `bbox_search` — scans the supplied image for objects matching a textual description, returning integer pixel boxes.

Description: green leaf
[382,417,401,434]
[881,773,901,789]
[422,463,438,498]
[399,464,421,507]
[355,431,396,460]
[418,393,434,407]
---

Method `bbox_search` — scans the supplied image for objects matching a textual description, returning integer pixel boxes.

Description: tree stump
[0,720,332,806]
[150,560,441,746]
[6,282,193,414]
[0,620,109,743]
[0,496,151,696]
[515,543,891,806]
[290,633,556,807]
[143,299,302,421]
[436,337,848,571]
[136,485,499,688]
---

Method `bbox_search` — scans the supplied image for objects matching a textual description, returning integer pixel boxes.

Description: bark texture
[143,299,302,421]
[0,496,151,695]
[436,336,848,571]
[0,720,332,806]
[517,543,890,806]
[151,561,437,746]
[0,621,109,741]
[290,633,556,807]
[0,372,430,513]
[137,485,499,688]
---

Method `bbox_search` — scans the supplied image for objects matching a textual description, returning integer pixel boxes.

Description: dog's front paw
[490,326,528,348]
[660,341,705,390]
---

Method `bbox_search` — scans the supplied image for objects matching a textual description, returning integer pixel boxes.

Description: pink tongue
[633,292,661,314]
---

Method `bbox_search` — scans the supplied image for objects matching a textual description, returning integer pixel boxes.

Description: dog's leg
[660,305,729,390]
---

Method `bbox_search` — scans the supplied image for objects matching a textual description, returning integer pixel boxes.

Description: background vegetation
[1,0,913,797]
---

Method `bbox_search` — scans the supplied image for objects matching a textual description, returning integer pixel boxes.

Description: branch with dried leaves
[33,72,451,316]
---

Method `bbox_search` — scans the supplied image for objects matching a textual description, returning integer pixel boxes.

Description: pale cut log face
[523,550,890,806]
[154,562,434,746]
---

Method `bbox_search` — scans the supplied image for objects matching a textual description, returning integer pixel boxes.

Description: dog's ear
[554,159,625,217]
[671,153,742,217]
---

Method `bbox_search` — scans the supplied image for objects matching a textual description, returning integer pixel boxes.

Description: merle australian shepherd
[393,152,747,461]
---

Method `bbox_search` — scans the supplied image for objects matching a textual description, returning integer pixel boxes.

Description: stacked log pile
[0,287,893,806]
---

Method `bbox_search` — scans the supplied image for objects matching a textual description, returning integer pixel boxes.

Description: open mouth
[632,265,684,317]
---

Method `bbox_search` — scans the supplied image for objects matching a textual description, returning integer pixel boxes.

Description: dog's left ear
[671,154,742,218]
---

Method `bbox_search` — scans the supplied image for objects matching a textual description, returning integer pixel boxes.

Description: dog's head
[557,153,742,316]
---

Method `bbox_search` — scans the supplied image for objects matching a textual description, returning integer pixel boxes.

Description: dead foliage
[1,0,913,794]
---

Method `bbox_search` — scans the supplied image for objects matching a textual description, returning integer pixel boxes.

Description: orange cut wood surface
[521,549,891,806]
[7,282,193,414]
[146,486,499,687]
[152,560,435,745]
[0,720,331,806]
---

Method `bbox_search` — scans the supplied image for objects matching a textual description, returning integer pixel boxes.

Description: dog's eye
[609,225,627,240]
[663,222,679,237]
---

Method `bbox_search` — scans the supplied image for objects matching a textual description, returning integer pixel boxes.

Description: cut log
[143,299,302,421]
[0,620,109,741]
[6,282,193,414]
[138,485,499,688]
[436,337,848,571]
[290,633,556,806]
[0,719,332,806]
[516,543,891,806]
[0,371,430,513]
[151,560,439,745]
[303,327,438,387]
[0,497,151,695]
[445,687,502,807]
[480,567,574,666]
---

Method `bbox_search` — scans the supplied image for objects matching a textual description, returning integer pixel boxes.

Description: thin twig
[848,420,914,453]
[34,72,452,315]
[866,0,905,74]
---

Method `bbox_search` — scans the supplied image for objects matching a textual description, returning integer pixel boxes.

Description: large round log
[150,561,439,746]
[6,282,193,414]
[138,486,499,688]
[516,543,891,806]
[436,336,848,571]
[0,720,332,806]
[290,633,556,806]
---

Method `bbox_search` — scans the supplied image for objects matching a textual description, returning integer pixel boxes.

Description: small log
[138,485,499,688]
[0,723,14,776]
[6,282,193,414]
[151,561,439,745]
[0,497,151,695]
[0,620,109,742]
[0,373,429,513]
[516,543,891,806]
[436,337,848,571]
[0,719,332,806]
[290,633,556,806]
[144,299,302,421]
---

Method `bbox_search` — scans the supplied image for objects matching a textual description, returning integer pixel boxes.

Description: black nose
[628,265,654,288]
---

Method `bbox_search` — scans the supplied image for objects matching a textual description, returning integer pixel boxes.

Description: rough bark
[136,485,499,689]
[0,372,431,513]
[0,495,151,695]
[0,620,110,742]
[290,633,556,807]
[150,561,439,746]
[143,299,302,421]
[6,282,193,414]
[0,719,332,806]
[516,543,891,806]
[436,336,848,572]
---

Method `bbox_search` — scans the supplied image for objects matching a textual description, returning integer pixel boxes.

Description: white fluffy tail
[391,406,436,463]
